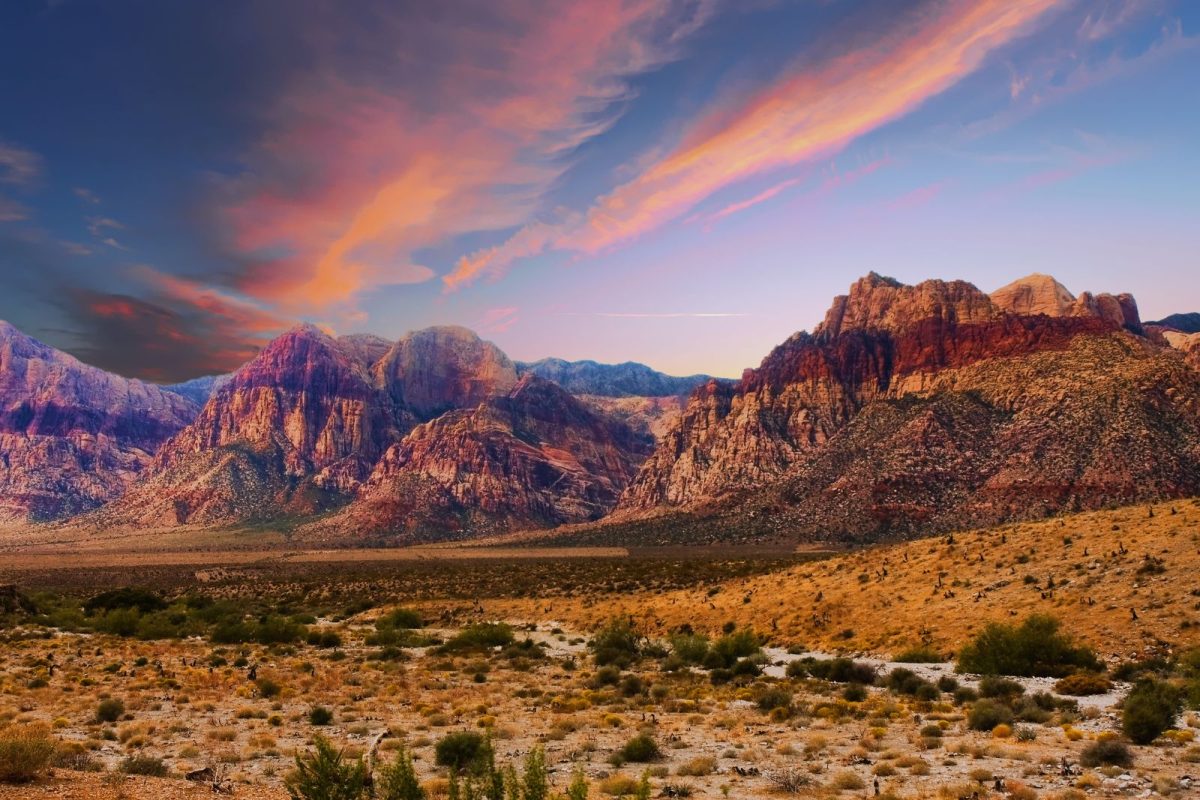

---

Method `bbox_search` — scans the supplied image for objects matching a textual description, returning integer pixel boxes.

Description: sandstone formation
[605,274,1200,544]
[308,375,651,542]
[0,321,199,521]
[518,358,714,398]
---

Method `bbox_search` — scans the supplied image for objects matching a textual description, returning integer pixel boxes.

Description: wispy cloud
[224,0,716,318]
[73,187,101,204]
[558,311,747,318]
[446,0,1065,289]
[476,306,520,334]
[0,140,41,185]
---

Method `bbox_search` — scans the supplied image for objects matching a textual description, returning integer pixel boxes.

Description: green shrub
[591,618,642,668]
[84,588,166,615]
[618,734,660,763]
[119,756,168,777]
[967,700,1013,731]
[286,736,367,800]
[755,688,793,712]
[435,731,486,771]
[707,628,761,669]
[565,766,589,800]
[808,658,876,684]
[842,683,868,702]
[956,615,1100,677]
[309,706,334,726]
[1122,678,1181,745]
[95,698,125,723]
[1080,739,1133,768]
[0,725,55,784]
[377,608,424,629]
[256,678,282,698]
[521,746,549,800]
[377,746,425,800]
[669,633,710,665]
[440,624,514,654]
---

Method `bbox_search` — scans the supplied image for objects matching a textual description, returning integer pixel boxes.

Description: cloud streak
[446,0,1065,288]
[224,0,715,317]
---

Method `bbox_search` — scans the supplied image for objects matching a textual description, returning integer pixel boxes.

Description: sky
[0,0,1197,382]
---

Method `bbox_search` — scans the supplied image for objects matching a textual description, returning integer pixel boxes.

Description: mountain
[85,324,654,536]
[301,375,652,543]
[517,358,714,398]
[0,321,200,522]
[1148,312,1200,333]
[581,273,1200,546]
[162,374,230,405]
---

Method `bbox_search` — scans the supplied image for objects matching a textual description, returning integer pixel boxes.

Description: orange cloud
[446,0,1065,287]
[225,0,713,317]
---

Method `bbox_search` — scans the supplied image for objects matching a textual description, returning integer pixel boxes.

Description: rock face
[611,274,1200,544]
[88,324,657,537]
[311,375,652,542]
[518,358,715,398]
[162,375,231,406]
[0,321,199,521]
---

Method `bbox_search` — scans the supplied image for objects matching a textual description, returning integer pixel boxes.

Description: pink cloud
[447,0,1065,288]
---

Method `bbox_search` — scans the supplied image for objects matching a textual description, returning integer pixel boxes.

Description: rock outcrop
[608,274,1200,544]
[0,321,199,521]
[309,375,652,542]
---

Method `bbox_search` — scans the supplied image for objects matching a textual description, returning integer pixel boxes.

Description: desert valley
[4,1,1200,797]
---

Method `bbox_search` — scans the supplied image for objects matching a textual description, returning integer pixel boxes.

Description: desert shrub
[591,618,642,668]
[565,767,590,800]
[620,675,645,697]
[254,615,307,645]
[956,615,1100,677]
[521,746,549,800]
[377,608,424,629]
[808,658,877,684]
[256,677,282,698]
[440,623,514,654]
[377,746,426,800]
[978,677,1025,698]
[96,697,126,723]
[1055,672,1112,696]
[307,630,342,648]
[785,660,809,679]
[767,767,812,793]
[676,756,715,777]
[435,731,486,771]
[119,756,168,777]
[731,658,762,678]
[1080,739,1133,768]
[756,687,793,712]
[1122,678,1181,745]
[618,734,660,763]
[707,627,761,668]
[0,724,55,784]
[885,668,934,696]
[309,706,334,726]
[591,665,622,688]
[937,676,960,692]
[599,775,640,796]
[967,700,1013,731]
[1112,657,1170,681]
[829,771,865,790]
[895,645,942,663]
[286,736,367,800]
[669,633,710,664]
[85,587,166,615]
[843,683,868,702]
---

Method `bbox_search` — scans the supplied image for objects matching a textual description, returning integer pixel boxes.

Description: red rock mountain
[597,273,1200,545]
[0,321,199,521]
[88,324,650,534]
[303,375,652,543]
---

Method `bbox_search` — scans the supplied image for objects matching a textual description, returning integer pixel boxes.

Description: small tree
[378,746,426,800]
[591,618,642,667]
[285,736,368,800]
[522,747,548,800]
[564,766,589,800]
[1122,678,1181,745]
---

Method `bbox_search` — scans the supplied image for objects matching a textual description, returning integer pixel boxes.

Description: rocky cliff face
[307,375,652,542]
[0,321,199,521]
[613,274,1200,543]
[88,324,658,535]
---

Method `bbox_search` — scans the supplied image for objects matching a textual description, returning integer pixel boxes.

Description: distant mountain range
[3,273,1199,546]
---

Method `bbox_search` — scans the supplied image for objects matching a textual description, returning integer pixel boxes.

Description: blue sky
[0,0,1197,381]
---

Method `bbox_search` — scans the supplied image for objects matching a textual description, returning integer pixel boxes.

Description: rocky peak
[1,321,200,521]
[374,325,518,417]
[990,274,1076,317]
[814,273,997,339]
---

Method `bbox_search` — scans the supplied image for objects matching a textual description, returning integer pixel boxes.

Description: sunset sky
[1,0,1197,382]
